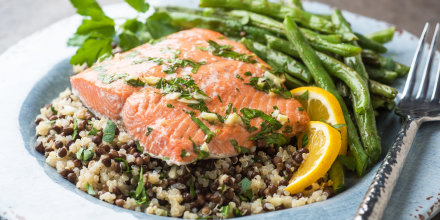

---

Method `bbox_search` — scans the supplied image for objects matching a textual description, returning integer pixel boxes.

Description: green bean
[330,9,382,163]
[266,34,397,99]
[366,66,398,84]
[366,27,395,44]
[167,11,242,35]
[228,10,360,56]
[266,34,369,113]
[369,80,398,99]
[329,160,346,193]
[290,0,304,10]
[361,49,410,76]
[284,16,368,176]
[241,38,312,83]
[355,32,387,53]
[242,26,275,44]
[316,52,370,114]
[284,73,306,89]
[372,96,395,111]
[300,28,341,43]
[199,0,339,35]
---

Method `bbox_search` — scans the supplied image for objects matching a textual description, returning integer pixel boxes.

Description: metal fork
[354,22,440,220]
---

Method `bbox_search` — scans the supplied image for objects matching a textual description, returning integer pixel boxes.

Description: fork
[354,22,440,220]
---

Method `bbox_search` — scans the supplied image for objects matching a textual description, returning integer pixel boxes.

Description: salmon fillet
[71,28,309,164]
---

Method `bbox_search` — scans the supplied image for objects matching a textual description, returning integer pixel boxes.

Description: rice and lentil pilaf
[34,88,333,219]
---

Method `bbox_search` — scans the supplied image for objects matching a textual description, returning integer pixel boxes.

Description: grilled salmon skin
[71,28,309,164]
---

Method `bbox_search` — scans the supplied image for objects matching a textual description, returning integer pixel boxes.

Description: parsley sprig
[68,0,178,66]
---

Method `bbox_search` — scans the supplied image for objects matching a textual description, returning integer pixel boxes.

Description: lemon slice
[291,87,347,155]
[285,121,341,195]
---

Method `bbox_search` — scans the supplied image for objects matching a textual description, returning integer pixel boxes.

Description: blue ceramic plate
[1,1,439,219]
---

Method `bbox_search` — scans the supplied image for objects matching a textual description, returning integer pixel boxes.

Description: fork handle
[354,116,422,220]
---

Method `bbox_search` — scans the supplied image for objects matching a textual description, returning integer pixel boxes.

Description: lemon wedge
[285,121,341,195]
[291,87,347,155]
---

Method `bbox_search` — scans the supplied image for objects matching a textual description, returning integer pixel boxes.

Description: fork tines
[401,22,440,102]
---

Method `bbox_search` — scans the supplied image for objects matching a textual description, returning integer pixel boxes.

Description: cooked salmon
[71,28,309,164]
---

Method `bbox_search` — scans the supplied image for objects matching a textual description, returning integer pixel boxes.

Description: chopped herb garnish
[88,125,98,136]
[72,118,78,140]
[145,127,153,136]
[221,204,231,217]
[102,120,116,143]
[50,106,57,115]
[299,90,309,100]
[98,73,129,84]
[86,182,96,196]
[234,208,243,217]
[76,147,94,162]
[319,119,346,130]
[235,88,240,92]
[220,184,226,192]
[133,57,205,74]
[298,107,305,111]
[236,74,244,80]
[131,166,148,204]
[188,100,209,112]
[114,157,132,173]
[302,134,309,146]
[136,141,143,153]
[240,108,287,146]
[124,51,139,59]
[125,77,145,87]
[238,177,251,194]
[190,137,210,159]
[217,95,223,103]
[167,103,174,108]
[283,125,293,134]
[244,71,252,76]
[246,73,292,99]
[155,76,209,101]
[230,139,249,154]
[273,106,279,110]
[187,177,196,198]
[91,66,106,73]
[225,103,233,116]
[198,40,257,63]
[180,149,188,158]
[189,115,215,143]
[163,156,170,161]
[332,124,346,128]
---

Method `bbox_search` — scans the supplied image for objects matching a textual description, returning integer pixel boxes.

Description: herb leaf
[136,141,143,153]
[240,108,288,146]
[50,106,58,115]
[302,134,309,146]
[199,40,257,63]
[299,90,309,100]
[114,157,132,173]
[72,118,79,140]
[98,73,129,84]
[88,125,98,135]
[102,120,116,143]
[180,149,188,158]
[76,147,94,162]
[190,116,215,143]
[86,182,96,196]
[132,166,148,204]
[145,127,153,136]
[230,139,249,154]
[187,177,196,198]
[124,0,149,13]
